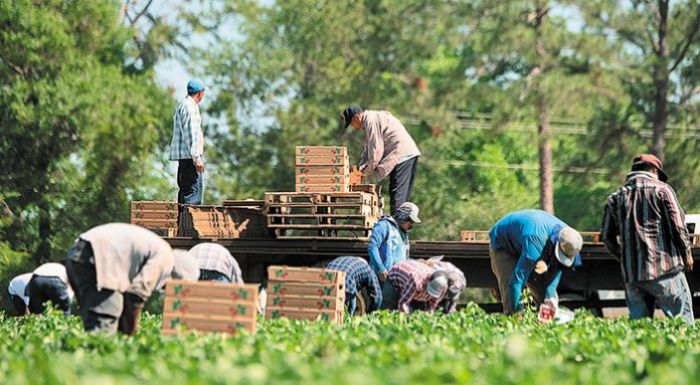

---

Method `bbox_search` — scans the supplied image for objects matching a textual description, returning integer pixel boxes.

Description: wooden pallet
[274,228,372,239]
[265,192,375,205]
[221,199,265,208]
[267,214,376,228]
[266,203,377,216]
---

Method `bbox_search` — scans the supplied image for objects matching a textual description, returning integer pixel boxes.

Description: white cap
[396,202,421,223]
[426,272,448,298]
[555,227,583,267]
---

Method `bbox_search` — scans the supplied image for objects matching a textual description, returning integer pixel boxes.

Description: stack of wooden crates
[130,201,178,237]
[162,280,259,335]
[265,266,346,324]
[178,206,245,238]
[295,146,350,193]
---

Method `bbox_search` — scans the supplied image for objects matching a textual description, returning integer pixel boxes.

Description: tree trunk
[534,2,554,213]
[651,0,669,160]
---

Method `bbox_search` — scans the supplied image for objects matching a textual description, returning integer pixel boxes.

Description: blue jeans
[199,269,231,282]
[177,160,203,207]
[625,272,694,325]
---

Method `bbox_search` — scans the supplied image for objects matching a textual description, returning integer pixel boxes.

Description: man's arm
[397,278,416,314]
[507,237,540,312]
[600,197,621,259]
[368,222,389,278]
[361,118,384,178]
[366,268,383,312]
[659,187,693,270]
[544,270,563,300]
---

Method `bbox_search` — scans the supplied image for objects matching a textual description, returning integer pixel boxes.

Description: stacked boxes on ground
[265,265,346,324]
[130,201,178,237]
[295,146,350,193]
[162,280,258,335]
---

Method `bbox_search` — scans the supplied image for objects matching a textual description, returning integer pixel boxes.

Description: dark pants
[9,294,27,316]
[65,239,129,334]
[380,280,399,310]
[177,159,203,213]
[389,157,418,215]
[199,269,231,282]
[27,276,72,315]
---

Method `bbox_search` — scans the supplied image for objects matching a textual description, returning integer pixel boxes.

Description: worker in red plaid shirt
[387,260,448,314]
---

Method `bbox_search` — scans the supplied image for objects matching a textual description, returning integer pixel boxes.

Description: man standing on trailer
[170,79,206,212]
[489,209,583,315]
[601,154,694,324]
[326,256,382,316]
[341,105,421,215]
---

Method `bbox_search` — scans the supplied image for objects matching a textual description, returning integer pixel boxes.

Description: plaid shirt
[601,171,692,283]
[326,256,382,312]
[169,95,204,161]
[389,260,443,314]
[188,243,242,283]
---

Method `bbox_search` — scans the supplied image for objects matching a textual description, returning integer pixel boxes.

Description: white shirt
[8,273,32,305]
[80,223,174,300]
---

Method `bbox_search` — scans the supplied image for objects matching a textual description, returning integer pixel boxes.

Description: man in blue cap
[170,79,206,210]
[489,209,583,315]
[341,105,421,215]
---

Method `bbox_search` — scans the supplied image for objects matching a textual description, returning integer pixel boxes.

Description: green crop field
[1,305,698,385]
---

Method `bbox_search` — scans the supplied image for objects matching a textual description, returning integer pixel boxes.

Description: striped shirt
[326,256,382,312]
[388,260,443,314]
[169,95,204,161]
[189,243,243,283]
[601,171,692,283]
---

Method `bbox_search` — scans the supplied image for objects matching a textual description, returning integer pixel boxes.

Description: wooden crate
[295,165,349,176]
[162,280,258,336]
[266,202,377,216]
[295,146,347,156]
[295,184,348,193]
[131,218,178,228]
[268,294,344,310]
[266,281,344,297]
[267,265,345,284]
[295,154,349,166]
[131,201,178,211]
[295,175,350,185]
[266,306,344,324]
[165,280,258,301]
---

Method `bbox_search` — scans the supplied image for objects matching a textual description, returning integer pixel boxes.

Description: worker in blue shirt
[489,209,583,315]
[368,202,421,309]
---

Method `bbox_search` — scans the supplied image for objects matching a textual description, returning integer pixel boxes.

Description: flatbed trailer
[165,237,700,314]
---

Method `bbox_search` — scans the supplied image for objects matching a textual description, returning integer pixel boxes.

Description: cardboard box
[295,184,348,193]
[164,297,257,317]
[295,165,349,176]
[162,313,256,335]
[131,201,178,211]
[267,266,345,284]
[295,175,350,185]
[295,146,347,156]
[267,281,344,297]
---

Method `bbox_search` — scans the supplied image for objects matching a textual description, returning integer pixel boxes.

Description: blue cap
[187,78,206,94]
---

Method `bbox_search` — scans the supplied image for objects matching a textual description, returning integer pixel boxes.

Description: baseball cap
[632,154,667,182]
[554,227,583,268]
[187,78,206,94]
[396,202,421,223]
[341,105,363,128]
[427,271,448,298]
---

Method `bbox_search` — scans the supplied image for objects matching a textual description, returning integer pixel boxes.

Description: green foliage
[1,307,699,384]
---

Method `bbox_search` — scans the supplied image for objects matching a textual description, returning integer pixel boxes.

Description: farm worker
[188,242,242,283]
[489,209,583,315]
[421,258,467,314]
[65,223,199,335]
[26,263,74,315]
[169,78,207,213]
[326,256,382,316]
[386,260,448,314]
[341,105,421,215]
[7,272,32,315]
[368,202,421,307]
[601,154,694,324]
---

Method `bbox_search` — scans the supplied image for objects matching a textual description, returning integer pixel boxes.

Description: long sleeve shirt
[169,95,204,162]
[357,110,420,181]
[489,209,569,312]
[601,171,691,283]
[8,273,33,305]
[189,242,243,283]
[326,256,382,312]
[80,223,174,301]
[388,260,443,314]
[368,217,410,275]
